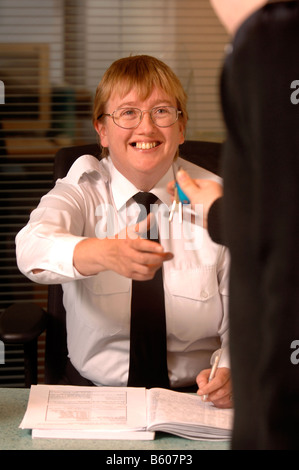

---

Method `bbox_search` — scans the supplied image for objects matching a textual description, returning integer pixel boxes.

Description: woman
[16,55,232,407]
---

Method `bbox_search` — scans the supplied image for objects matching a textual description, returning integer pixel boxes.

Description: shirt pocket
[82,270,130,295]
[168,265,218,302]
[78,271,131,332]
[166,266,220,341]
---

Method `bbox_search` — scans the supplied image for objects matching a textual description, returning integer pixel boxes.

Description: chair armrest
[0,302,47,344]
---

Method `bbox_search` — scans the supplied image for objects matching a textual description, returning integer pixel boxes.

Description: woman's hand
[73,213,173,279]
[196,367,233,409]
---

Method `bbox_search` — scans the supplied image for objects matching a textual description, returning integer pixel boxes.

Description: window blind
[0,0,228,386]
[84,0,228,141]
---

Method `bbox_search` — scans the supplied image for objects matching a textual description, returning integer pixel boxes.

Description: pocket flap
[168,266,218,301]
[82,270,130,295]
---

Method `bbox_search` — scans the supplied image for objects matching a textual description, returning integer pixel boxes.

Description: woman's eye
[155,107,170,115]
[121,108,137,117]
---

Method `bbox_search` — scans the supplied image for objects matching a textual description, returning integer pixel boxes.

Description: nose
[137,110,156,132]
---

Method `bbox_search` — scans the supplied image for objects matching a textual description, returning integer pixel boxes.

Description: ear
[178,121,185,145]
[94,120,109,148]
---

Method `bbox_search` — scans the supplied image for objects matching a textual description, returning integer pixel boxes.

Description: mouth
[130,141,161,150]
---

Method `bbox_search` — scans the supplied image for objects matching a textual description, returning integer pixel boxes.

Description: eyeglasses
[97,106,182,129]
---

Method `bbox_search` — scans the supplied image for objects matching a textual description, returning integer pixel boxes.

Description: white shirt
[16,155,230,388]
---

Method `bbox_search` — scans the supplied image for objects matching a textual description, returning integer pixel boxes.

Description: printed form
[20,385,148,432]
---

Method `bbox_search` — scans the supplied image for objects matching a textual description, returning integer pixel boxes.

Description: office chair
[0,140,222,387]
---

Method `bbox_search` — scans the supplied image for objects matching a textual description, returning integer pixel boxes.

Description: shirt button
[201,291,209,299]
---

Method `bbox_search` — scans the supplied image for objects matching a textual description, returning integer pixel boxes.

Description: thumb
[176,168,198,199]
[132,213,158,240]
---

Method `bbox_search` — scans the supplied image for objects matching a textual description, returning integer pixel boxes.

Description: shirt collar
[110,162,139,211]
[110,159,173,211]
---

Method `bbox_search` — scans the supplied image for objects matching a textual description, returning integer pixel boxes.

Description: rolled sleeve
[16,222,88,284]
[15,182,89,284]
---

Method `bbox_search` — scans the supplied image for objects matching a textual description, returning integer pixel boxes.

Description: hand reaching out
[73,213,173,280]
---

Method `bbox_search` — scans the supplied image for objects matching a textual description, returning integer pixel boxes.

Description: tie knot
[133,192,158,215]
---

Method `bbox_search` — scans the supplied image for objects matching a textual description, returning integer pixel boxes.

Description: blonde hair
[93,55,188,157]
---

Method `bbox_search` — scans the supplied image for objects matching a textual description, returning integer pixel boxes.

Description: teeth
[135,142,159,149]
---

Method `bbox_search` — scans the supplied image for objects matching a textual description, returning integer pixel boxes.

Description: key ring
[169,164,190,223]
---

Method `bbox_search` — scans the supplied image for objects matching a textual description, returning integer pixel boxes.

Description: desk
[0,388,230,451]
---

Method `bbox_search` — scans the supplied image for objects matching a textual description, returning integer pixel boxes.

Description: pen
[203,349,222,401]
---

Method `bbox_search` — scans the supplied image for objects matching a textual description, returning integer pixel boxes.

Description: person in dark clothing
[170,0,299,450]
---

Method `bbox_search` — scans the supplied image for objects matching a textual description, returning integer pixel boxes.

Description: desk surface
[0,388,230,451]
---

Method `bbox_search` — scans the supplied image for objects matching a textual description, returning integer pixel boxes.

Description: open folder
[20,385,233,441]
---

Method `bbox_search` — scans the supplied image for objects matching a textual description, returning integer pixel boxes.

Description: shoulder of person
[234,1,299,52]
[63,154,110,185]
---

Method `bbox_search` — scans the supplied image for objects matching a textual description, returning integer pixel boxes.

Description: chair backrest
[44,140,222,384]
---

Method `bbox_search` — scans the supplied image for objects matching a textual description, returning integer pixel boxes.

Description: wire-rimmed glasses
[98,106,182,129]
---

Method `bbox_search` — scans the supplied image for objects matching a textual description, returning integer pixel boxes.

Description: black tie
[127,192,170,389]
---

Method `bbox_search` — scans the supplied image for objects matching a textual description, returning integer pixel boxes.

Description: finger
[167,180,176,197]
[123,214,161,247]
[133,212,160,239]
[130,257,169,280]
[131,270,159,281]
[133,239,167,256]
[197,369,230,397]
[176,168,199,199]
[211,392,234,409]
[133,250,172,268]
[209,383,233,408]
[196,369,211,390]
[117,214,152,241]
[204,380,232,400]
[134,213,152,236]
[199,378,229,399]
[199,379,232,408]
[130,266,160,281]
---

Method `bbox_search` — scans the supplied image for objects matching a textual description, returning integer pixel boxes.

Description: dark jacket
[220,1,299,449]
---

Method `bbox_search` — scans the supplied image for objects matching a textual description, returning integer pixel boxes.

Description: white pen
[203,349,222,401]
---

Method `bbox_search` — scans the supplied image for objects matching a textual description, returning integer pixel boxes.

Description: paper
[147,388,233,440]
[20,385,148,432]
[20,385,233,441]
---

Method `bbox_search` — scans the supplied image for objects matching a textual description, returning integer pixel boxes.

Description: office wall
[83,0,229,141]
[0,0,229,143]
[0,0,64,83]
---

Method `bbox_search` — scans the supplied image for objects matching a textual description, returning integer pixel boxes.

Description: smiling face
[95,86,185,191]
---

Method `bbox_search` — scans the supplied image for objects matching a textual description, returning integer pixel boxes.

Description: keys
[169,167,190,224]
[169,185,181,223]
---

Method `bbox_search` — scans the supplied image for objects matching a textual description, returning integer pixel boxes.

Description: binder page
[147,388,233,439]
[20,385,148,432]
